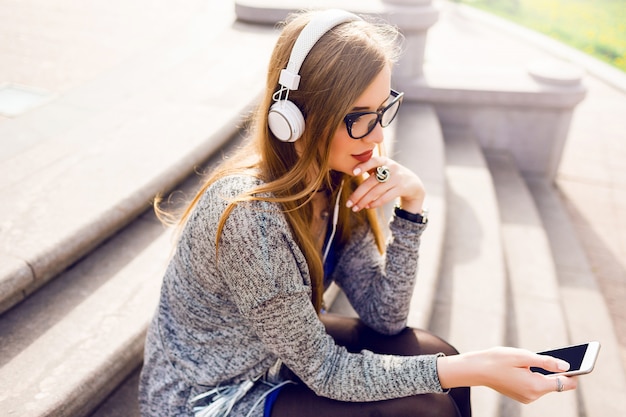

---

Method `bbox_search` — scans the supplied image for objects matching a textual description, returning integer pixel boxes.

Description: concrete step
[393,103,447,330]
[0,133,244,417]
[437,145,626,417]
[527,178,626,417]
[0,210,169,417]
[430,126,507,417]
[486,151,577,417]
[89,367,141,417]
[0,6,279,314]
[0,4,281,414]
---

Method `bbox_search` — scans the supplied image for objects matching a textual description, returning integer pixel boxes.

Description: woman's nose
[362,122,384,145]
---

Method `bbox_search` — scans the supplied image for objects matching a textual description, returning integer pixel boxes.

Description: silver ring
[556,377,564,392]
[375,165,390,183]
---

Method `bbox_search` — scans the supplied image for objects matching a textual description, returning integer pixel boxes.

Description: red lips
[352,149,373,163]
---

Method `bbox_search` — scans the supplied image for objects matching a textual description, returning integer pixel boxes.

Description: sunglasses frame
[343,89,404,140]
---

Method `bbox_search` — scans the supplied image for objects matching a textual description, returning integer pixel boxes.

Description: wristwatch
[394,206,428,224]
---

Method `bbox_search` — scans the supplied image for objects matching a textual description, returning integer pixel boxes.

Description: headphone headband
[278,9,362,90]
[269,9,362,142]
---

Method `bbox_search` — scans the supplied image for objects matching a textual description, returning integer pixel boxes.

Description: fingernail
[353,168,361,176]
[346,200,353,208]
[558,361,570,371]
[352,205,359,212]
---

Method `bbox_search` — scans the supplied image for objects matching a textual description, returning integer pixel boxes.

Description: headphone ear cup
[268,100,305,142]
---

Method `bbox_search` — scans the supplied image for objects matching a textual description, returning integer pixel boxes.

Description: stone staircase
[0,4,279,416]
[1,2,625,417]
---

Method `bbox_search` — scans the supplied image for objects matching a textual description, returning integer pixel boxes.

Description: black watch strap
[394,206,428,224]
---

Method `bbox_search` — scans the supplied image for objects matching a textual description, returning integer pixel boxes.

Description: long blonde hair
[162,11,402,312]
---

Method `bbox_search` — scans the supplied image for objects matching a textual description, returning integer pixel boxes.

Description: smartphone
[531,341,601,376]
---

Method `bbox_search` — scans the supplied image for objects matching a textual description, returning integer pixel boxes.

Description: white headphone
[268,9,362,142]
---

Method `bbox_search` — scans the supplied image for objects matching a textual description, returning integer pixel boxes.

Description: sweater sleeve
[217,200,443,402]
[331,215,427,335]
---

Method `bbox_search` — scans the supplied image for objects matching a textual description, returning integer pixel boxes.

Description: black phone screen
[530,343,588,375]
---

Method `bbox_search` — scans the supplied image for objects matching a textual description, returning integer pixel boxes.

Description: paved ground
[1,0,624,371]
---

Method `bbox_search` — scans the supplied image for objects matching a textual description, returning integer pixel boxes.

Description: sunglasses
[343,89,404,139]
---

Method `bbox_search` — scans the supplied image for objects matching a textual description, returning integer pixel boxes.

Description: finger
[531,354,571,374]
[348,159,395,210]
[507,370,577,403]
[364,187,397,209]
[346,176,374,211]
[547,375,578,393]
[352,156,387,177]
[347,175,391,211]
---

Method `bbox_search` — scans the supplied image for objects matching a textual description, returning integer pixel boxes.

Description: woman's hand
[437,347,578,404]
[347,156,426,214]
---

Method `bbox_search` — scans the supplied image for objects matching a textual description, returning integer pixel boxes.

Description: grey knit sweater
[139,175,444,417]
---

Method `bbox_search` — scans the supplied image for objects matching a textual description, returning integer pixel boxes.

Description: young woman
[138,9,577,417]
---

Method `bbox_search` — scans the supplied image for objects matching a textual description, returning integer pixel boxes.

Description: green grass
[453,0,626,72]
